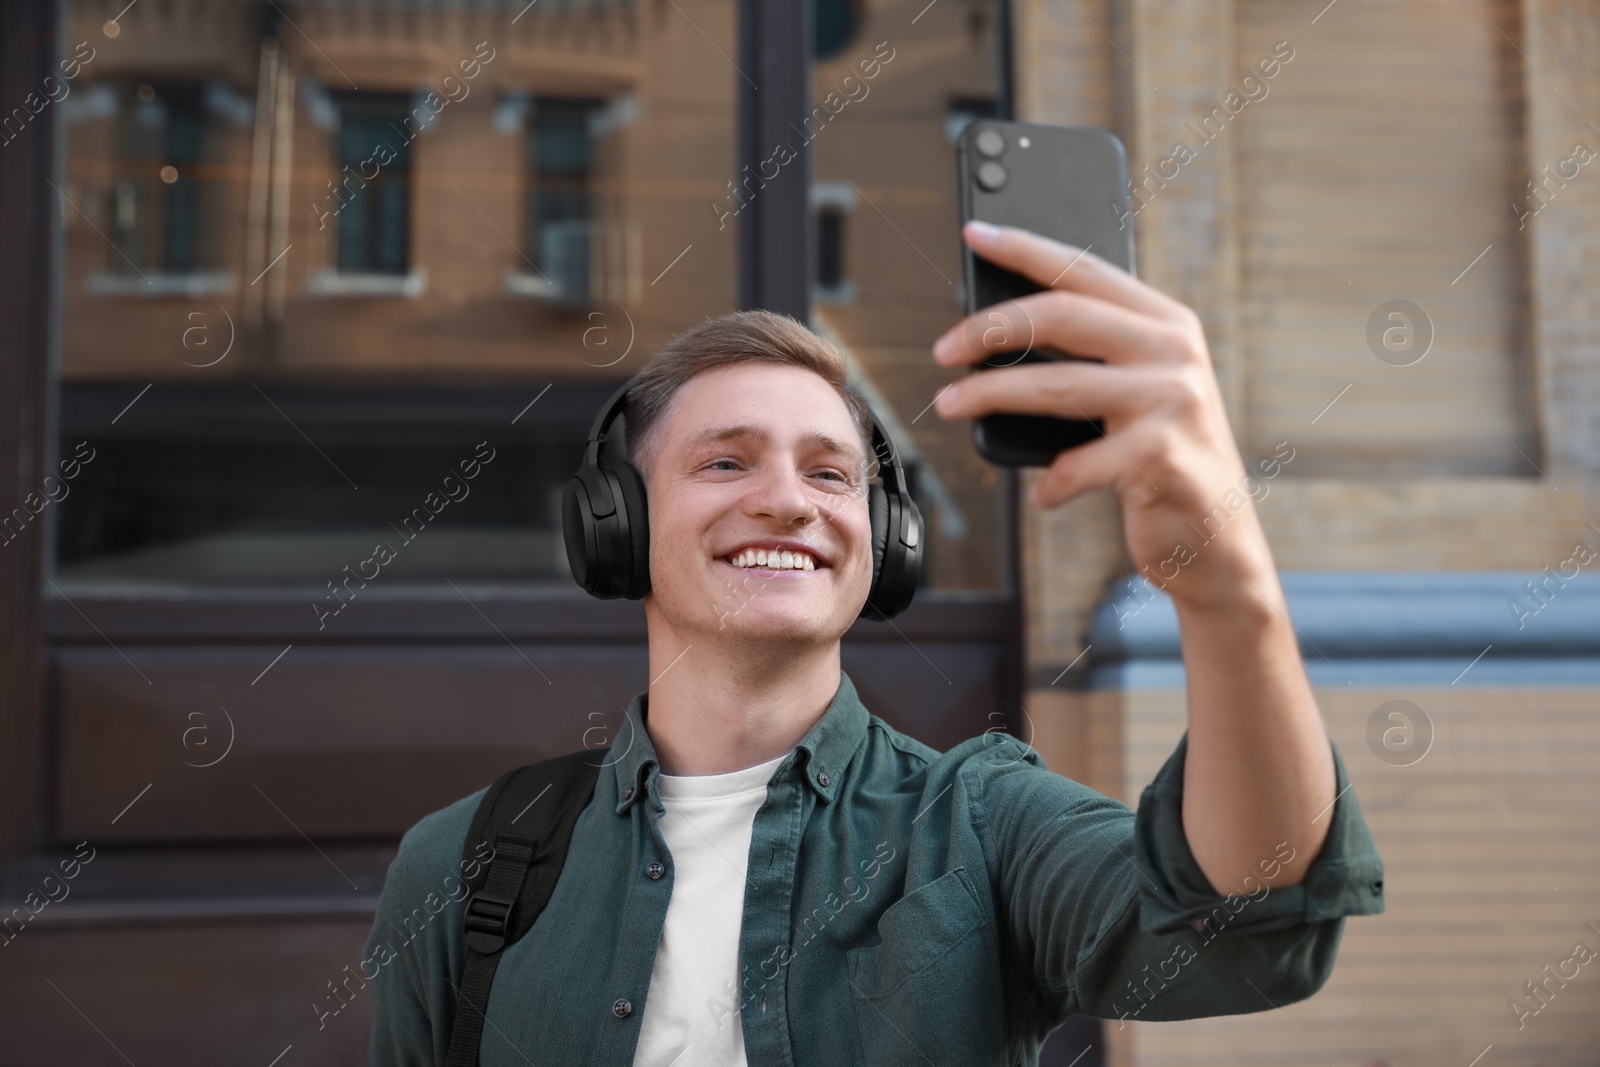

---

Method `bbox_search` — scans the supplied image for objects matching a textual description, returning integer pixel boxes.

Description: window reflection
[807,1,1007,592]
[53,0,1004,594]
[112,82,206,274]
[524,96,607,307]
[56,0,735,590]
[814,0,861,60]
[331,92,412,276]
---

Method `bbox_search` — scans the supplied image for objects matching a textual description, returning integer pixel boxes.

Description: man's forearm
[1173,558,1336,898]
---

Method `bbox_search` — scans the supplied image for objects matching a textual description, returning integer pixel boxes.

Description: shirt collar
[611,668,870,816]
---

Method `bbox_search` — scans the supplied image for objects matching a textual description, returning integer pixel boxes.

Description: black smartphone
[955,121,1136,467]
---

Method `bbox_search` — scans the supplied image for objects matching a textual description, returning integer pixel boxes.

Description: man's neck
[643,638,842,777]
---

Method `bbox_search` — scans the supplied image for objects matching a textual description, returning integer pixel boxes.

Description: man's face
[640,362,874,650]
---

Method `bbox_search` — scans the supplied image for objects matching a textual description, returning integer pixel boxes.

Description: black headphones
[561,375,923,621]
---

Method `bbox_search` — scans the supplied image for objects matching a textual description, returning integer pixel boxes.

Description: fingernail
[935,383,960,412]
[965,220,999,243]
[933,332,954,362]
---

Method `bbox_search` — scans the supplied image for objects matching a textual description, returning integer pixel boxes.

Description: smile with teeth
[726,548,818,571]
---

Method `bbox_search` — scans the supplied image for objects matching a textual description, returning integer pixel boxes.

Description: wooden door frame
[0,0,58,878]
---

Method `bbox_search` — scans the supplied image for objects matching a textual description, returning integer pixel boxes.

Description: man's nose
[746,458,817,523]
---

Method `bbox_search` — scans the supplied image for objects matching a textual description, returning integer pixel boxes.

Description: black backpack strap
[444,748,608,1067]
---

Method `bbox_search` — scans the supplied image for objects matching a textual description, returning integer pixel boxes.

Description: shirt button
[646,862,664,880]
[1371,879,1383,895]
[612,998,633,1019]
[817,771,830,787]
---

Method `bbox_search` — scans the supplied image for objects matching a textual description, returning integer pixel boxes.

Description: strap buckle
[464,888,515,955]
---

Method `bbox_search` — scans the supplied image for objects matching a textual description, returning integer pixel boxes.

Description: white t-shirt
[632,748,793,1067]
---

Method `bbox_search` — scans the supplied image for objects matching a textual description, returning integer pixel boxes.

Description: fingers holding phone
[936,270,1186,370]
[936,218,1230,491]
[936,214,1274,608]
[955,221,1194,337]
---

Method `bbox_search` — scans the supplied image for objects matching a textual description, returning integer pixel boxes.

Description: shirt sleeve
[365,823,444,1067]
[973,730,1384,1025]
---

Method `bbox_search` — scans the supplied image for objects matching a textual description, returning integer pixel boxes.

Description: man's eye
[707,459,740,471]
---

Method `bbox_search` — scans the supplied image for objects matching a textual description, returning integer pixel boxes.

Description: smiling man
[365,224,1385,1067]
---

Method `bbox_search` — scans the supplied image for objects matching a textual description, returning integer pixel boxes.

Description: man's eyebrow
[682,423,867,469]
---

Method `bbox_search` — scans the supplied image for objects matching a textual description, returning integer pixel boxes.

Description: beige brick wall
[1261,477,1600,572]
[1110,683,1600,1067]
[1015,0,1600,1062]
[1013,0,1600,673]
[1236,0,1537,477]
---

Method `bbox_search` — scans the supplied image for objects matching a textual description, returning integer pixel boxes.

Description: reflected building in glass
[54,0,1008,595]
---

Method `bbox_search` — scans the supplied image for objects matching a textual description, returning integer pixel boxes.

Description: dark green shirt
[364,669,1384,1065]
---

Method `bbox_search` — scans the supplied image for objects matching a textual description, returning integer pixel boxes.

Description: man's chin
[712,610,848,645]
[645,568,864,643]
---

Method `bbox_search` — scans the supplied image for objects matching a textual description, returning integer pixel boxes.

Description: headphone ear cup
[861,486,924,622]
[562,458,650,600]
[610,457,651,600]
[561,475,597,594]
[861,483,890,620]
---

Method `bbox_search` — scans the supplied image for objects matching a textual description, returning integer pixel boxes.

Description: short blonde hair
[622,309,875,483]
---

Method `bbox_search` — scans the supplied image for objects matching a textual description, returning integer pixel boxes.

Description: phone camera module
[974,128,1006,159]
[976,161,1007,191]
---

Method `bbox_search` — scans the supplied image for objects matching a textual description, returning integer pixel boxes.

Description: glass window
[814,0,860,60]
[93,79,227,286]
[52,0,1008,596]
[332,92,412,275]
[816,207,844,290]
[111,81,207,273]
[56,0,738,590]
[524,96,607,307]
[808,3,1009,593]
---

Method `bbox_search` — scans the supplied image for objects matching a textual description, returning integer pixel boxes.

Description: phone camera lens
[976,161,1007,191]
[974,128,1006,159]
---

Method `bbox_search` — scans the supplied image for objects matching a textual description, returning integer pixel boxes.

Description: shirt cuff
[1130,730,1386,935]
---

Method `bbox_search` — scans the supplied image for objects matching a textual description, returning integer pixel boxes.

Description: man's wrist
[1160,532,1287,621]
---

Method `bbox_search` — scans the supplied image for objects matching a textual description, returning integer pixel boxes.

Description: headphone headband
[586,377,635,451]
